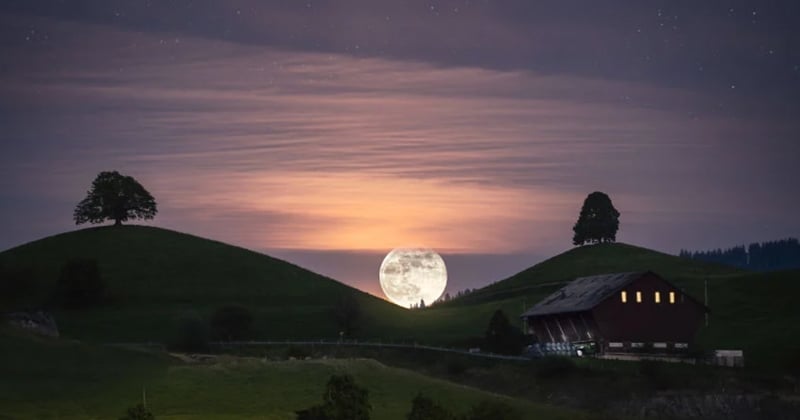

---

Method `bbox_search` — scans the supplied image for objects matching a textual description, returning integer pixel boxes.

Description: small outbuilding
[521,271,707,354]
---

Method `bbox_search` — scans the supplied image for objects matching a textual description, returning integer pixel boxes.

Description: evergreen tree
[484,310,525,355]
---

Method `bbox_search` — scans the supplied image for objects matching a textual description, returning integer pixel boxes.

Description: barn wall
[527,311,599,343]
[591,272,705,344]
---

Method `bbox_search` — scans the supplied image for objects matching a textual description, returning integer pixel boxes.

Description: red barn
[520,271,707,353]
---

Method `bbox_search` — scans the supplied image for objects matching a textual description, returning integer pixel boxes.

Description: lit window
[669,291,676,304]
[655,291,661,303]
[621,291,627,303]
[636,291,642,303]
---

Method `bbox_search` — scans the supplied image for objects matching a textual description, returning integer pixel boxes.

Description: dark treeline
[679,238,800,271]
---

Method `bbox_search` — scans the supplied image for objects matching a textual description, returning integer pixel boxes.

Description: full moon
[379,248,447,308]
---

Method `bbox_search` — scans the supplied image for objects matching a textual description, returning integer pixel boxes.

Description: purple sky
[1,1,799,298]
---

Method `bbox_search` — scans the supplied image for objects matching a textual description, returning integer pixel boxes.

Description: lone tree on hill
[572,191,620,246]
[74,171,157,226]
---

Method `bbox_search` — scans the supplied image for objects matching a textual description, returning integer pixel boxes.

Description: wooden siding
[591,272,705,343]
[527,311,601,343]
[524,272,706,348]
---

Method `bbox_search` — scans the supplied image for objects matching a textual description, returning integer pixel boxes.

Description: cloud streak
[0,11,798,296]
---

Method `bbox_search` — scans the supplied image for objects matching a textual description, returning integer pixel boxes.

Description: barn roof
[521,271,648,317]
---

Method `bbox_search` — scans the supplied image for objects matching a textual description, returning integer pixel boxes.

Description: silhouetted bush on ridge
[169,312,210,353]
[210,304,253,341]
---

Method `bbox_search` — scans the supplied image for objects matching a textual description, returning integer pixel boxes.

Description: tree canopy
[484,310,525,355]
[74,171,157,226]
[296,374,371,420]
[572,191,620,246]
[210,305,253,341]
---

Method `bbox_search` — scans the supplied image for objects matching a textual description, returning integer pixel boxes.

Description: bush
[466,400,521,420]
[0,265,36,306]
[484,310,525,355]
[296,374,371,420]
[210,304,253,341]
[638,359,675,390]
[55,259,105,308]
[286,346,311,360]
[407,393,455,420]
[333,293,361,338]
[119,403,154,420]
[535,356,576,380]
[170,312,210,353]
[445,359,468,376]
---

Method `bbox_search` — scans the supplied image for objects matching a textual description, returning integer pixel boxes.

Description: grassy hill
[0,225,408,341]
[443,243,745,306]
[419,243,799,371]
[0,329,586,419]
[2,227,797,371]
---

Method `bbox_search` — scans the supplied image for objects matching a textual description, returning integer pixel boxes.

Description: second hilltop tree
[572,191,620,246]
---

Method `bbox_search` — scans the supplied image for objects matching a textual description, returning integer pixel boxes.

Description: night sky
[1,1,799,297]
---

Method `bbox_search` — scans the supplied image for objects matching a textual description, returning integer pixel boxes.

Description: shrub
[535,356,576,380]
[210,304,253,341]
[445,359,468,376]
[170,312,210,353]
[286,346,312,360]
[333,293,361,338]
[484,310,525,355]
[466,400,521,420]
[55,258,105,308]
[296,374,371,420]
[407,393,455,420]
[638,359,675,390]
[0,265,36,305]
[119,403,154,420]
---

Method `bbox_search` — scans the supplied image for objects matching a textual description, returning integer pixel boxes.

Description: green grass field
[0,329,586,420]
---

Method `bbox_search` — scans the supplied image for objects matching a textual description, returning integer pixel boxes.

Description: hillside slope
[0,225,406,341]
[0,329,585,420]
[445,242,745,306]
[424,243,798,370]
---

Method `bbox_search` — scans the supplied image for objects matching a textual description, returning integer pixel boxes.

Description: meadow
[2,225,800,419]
[0,328,586,420]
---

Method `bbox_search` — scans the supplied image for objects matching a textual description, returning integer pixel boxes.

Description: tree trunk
[114,218,122,226]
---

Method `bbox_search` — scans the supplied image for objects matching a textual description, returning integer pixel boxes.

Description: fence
[107,339,531,362]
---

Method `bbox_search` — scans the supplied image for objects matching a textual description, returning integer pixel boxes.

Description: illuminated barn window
[621,291,627,303]
[669,292,676,304]
[636,291,642,303]
[655,291,661,303]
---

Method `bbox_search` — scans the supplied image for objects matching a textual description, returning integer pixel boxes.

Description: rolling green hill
[443,242,745,306]
[423,243,799,370]
[2,227,797,371]
[0,225,408,341]
[0,329,585,419]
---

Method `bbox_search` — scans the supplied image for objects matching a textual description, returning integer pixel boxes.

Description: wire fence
[107,339,531,362]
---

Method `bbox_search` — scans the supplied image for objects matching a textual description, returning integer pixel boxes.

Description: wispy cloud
[1,13,798,261]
